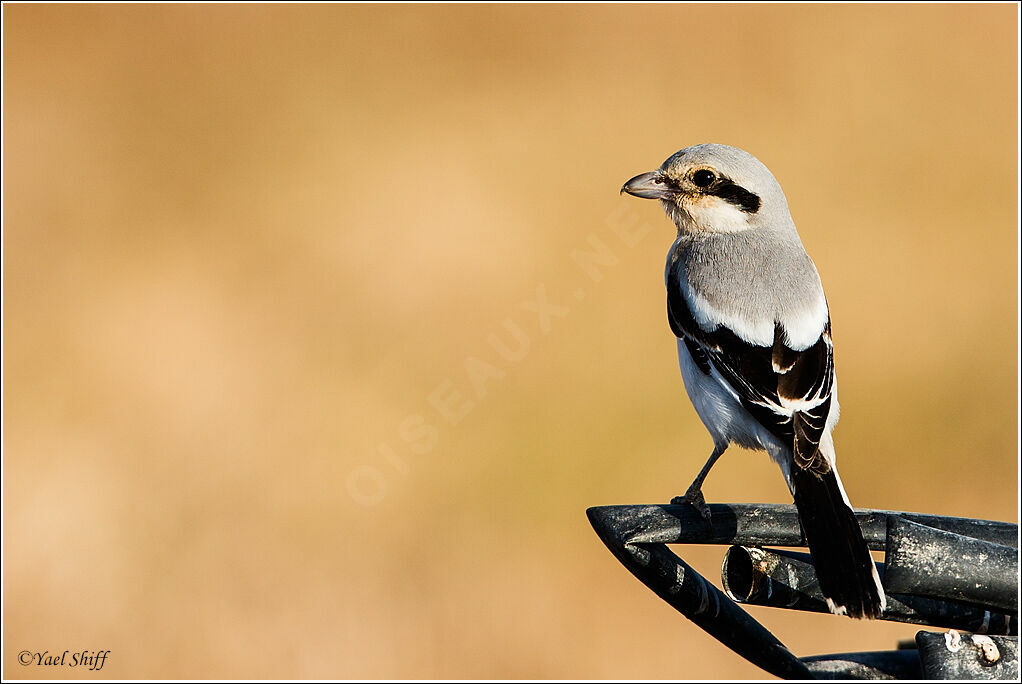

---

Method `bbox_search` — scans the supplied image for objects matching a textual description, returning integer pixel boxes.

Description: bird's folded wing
[668,260,834,473]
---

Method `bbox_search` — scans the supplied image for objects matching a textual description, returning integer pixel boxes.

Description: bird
[621,143,886,619]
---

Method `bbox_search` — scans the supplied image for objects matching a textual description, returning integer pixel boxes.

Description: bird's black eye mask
[660,170,762,214]
[694,171,762,214]
[708,178,761,214]
[656,169,762,214]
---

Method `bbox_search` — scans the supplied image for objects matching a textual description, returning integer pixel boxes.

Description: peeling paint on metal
[971,634,1001,664]
[945,629,963,653]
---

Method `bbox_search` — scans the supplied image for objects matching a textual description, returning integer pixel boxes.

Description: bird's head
[621,144,790,235]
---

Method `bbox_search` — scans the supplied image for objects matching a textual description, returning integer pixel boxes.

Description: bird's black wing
[667,258,834,473]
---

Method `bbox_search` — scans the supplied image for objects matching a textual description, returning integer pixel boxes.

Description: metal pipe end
[722,545,762,603]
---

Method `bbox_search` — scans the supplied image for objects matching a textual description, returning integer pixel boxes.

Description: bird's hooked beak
[620,171,673,200]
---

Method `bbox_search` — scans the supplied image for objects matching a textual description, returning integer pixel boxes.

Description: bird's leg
[671,442,728,525]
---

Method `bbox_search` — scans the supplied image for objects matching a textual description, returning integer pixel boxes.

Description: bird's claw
[671,487,712,528]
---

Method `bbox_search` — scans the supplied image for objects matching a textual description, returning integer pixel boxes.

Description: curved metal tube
[721,545,1016,635]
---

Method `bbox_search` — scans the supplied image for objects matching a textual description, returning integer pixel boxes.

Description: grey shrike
[622,143,886,619]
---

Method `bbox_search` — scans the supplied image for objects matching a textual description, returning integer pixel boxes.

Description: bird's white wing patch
[777,293,830,351]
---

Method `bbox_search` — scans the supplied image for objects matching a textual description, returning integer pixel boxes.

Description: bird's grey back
[669,230,825,327]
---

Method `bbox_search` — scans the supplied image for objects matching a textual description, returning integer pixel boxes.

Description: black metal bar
[884,517,1019,613]
[587,506,813,679]
[916,630,1019,680]
[858,509,1018,549]
[589,503,1017,550]
[800,650,922,680]
[587,503,1019,679]
[721,546,829,612]
[721,546,1017,635]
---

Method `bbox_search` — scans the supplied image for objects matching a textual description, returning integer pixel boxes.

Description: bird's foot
[671,486,712,527]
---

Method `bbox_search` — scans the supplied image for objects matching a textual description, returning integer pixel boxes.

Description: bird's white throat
[665,195,754,234]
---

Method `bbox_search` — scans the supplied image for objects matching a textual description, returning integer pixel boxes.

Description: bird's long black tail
[790,465,886,619]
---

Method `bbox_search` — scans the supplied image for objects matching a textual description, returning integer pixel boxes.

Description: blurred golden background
[3,4,1017,679]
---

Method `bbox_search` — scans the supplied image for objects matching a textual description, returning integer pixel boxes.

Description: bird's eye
[692,169,716,188]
